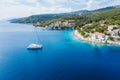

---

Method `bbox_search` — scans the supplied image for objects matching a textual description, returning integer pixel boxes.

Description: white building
[111,29,120,38]
[54,21,62,27]
[91,32,106,41]
[100,21,106,26]
[63,22,69,27]
[83,24,92,27]
[68,23,75,28]
[108,25,117,32]
[35,22,41,26]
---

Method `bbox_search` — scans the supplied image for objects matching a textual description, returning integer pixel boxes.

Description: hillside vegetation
[10,5,120,24]
[37,8,120,27]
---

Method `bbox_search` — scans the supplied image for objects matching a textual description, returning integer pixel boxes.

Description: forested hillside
[10,5,120,24]
[37,8,120,27]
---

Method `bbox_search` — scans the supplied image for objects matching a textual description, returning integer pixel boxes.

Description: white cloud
[44,0,87,5]
[25,0,38,3]
[44,0,66,4]
[0,5,31,19]
[29,4,72,14]
[85,0,120,10]
[0,0,72,20]
[0,0,119,20]
[112,0,120,6]
[85,0,102,10]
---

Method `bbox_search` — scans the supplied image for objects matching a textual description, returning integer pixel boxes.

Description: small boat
[27,43,42,50]
[27,27,43,50]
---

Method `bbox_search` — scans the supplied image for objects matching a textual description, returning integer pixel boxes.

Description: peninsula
[74,23,120,45]
[10,5,120,45]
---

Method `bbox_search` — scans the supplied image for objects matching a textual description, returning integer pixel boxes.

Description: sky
[0,0,120,20]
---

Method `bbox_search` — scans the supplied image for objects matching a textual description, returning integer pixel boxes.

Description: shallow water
[0,21,120,80]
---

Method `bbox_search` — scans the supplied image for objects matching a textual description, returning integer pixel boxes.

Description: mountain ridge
[10,5,120,23]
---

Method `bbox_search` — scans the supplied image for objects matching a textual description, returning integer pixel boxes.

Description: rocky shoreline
[73,30,120,46]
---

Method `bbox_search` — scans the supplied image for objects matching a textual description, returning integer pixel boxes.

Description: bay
[0,21,120,80]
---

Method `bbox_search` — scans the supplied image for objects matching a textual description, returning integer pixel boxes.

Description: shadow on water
[27,48,43,55]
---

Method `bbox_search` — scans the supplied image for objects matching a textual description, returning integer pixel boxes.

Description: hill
[10,5,120,24]
[37,7,120,27]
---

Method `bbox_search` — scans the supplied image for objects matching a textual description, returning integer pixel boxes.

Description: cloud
[25,0,38,3]
[112,0,120,6]
[85,0,120,10]
[29,4,72,14]
[85,0,104,10]
[44,0,87,5]
[0,0,119,19]
[0,0,72,19]
[44,0,65,4]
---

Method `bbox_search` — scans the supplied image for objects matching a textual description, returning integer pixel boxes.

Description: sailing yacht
[27,43,42,49]
[27,27,43,50]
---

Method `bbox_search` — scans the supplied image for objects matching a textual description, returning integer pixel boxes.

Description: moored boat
[27,43,42,50]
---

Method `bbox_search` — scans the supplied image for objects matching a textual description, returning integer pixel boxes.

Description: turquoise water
[0,21,120,80]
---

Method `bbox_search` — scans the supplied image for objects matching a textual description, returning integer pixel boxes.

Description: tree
[108,36,114,41]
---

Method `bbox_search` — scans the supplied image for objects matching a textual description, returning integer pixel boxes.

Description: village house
[68,23,75,28]
[108,25,117,32]
[100,21,107,26]
[100,23,106,26]
[46,21,75,30]
[47,23,54,29]
[35,22,41,26]
[110,29,120,38]
[83,24,92,27]
[91,32,106,41]
[54,21,62,27]
[63,22,69,27]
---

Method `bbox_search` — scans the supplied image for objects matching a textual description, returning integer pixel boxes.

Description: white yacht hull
[27,44,43,50]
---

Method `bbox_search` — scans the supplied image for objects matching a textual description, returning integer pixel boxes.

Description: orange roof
[94,32,104,35]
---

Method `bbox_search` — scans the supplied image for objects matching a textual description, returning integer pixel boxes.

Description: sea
[0,21,120,80]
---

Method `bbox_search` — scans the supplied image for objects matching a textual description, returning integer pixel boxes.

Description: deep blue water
[0,21,120,80]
